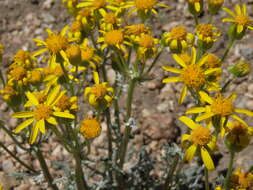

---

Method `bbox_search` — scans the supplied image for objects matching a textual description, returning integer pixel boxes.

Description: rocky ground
[0,0,253,189]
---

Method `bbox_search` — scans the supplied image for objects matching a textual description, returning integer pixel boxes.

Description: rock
[142,108,152,117]
[41,13,55,23]
[15,184,30,190]
[2,160,14,173]
[248,83,253,94]
[246,100,253,110]
[0,172,18,189]
[156,101,170,113]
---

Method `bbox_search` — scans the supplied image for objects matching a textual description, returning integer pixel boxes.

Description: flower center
[204,53,221,68]
[104,30,124,45]
[46,34,68,54]
[138,34,154,48]
[181,64,206,89]
[170,26,187,40]
[235,15,250,26]
[135,0,156,10]
[91,84,107,99]
[210,95,234,116]
[80,118,101,139]
[81,48,94,61]
[70,21,82,32]
[190,126,212,146]
[93,0,106,9]
[104,13,117,24]
[10,66,27,80]
[34,104,52,120]
[56,95,72,111]
[196,24,214,38]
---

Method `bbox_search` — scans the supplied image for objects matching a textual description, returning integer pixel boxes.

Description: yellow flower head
[225,121,253,152]
[84,72,114,109]
[163,26,194,53]
[195,24,221,44]
[27,69,43,84]
[125,24,150,37]
[33,27,70,64]
[229,60,251,78]
[100,10,122,31]
[231,168,253,189]
[75,9,95,30]
[77,0,107,11]
[68,21,83,42]
[55,94,78,112]
[186,91,253,127]
[178,53,192,65]
[12,49,35,68]
[223,4,253,35]
[162,47,221,104]
[0,84,17,101]
[12,85,75,144]
[180,116,216,170]
[203,53,221,68]
[80,118,101,139]
[8,66,28,86]
[65,44,82,65]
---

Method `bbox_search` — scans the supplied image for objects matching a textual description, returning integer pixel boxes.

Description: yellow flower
[162,47,221,104]
[202,53,221,68]
[68,21,83,43]
[163,26,194,53]
[12,49,36,69]
[0,84,18,101]
[231,168,253,189]
[75,9,95,30]
[100,10,122,31]
[65,44,82,66]
[125,24,150,39]
[12,85,75,144]
[214,186,224,190]
[228,60,251,78]
[97,29,131,52]
[125,0,168,16]
[8,66,28,86]
[186,91,253,127]
[223,4,253,35]
[55,94,78,112]
[24,88,49,107]
[80,117,101,138]
[187,0,203,15]
[195,24,221,45]
[27,69,43,84]
[179,116,216,170]
[33,27,70,64]
[84,71,114,109]
[225,121,253,152]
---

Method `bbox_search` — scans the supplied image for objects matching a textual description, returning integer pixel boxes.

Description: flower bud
[208,0,224,15]
[228,60,251,78]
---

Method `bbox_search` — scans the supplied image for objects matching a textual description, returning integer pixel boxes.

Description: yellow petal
[181,134,191,143]
[26,92,39,106]
[12,111,34,118]
[46,117,58,125]
[179,116,199,129]
[235,109,253,117]
[46,85,61,105]
[32,48,48,57]
[37,119,46,134]
[194,2,200,12]
[172,54,187,68]
[242,4,247,15]
[84,87,91,98]
[235,4,241,15]
[162,66,181,74]
[222,18,236,23]
[185,144,197,162]
[60,50,70,64]
[170,39,178,50]
[162,77,182,83]
[191,47,197,65]
[199,91,213,104]
[93,71,100,84]
[53,112,75,119]
[13,118,34,133]
[201,147,215,170]
[223,8,236,17]
[178,85,187,104]
[205,68,221,75]
[29,122,39,144]
[231,114,249,127]
[196,112,215,122]
[186,107,206,114]
[237,24,244,34]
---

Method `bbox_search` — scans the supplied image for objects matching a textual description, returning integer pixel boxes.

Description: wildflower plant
[0,1,253,190]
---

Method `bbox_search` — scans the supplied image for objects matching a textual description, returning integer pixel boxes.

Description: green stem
[36,148,59,190]
[0,142,37,173]
[194,14,199,26]
[221,39,235,62]
[224,151,235,190]
[118,78,137,169]
[204,168,210,190]
[73,151,89,190]
[164,154,180,190]
[144,50,163,76]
